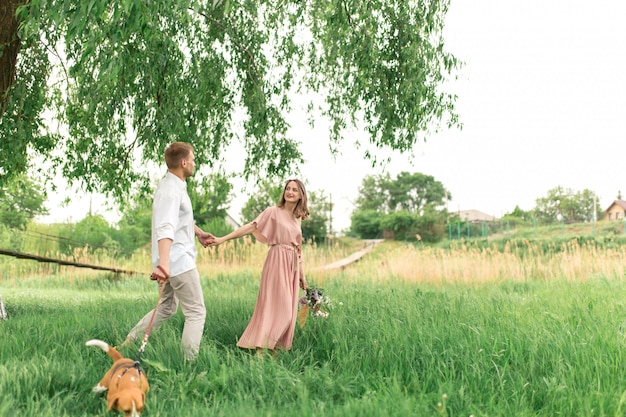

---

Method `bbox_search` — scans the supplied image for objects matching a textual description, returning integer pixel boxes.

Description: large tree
[1,0,460,201]
[351,171,449,239]
[0,0,23,114]
[353,173,392,212]
[355,171,450,214]
[387,171,449,214]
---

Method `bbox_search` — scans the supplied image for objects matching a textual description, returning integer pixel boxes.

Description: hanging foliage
[1,0,461,201]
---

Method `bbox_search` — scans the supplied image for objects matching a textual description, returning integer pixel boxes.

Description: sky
[39,1,626,233]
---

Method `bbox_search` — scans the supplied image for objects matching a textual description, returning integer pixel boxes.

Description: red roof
[605,200,626,212]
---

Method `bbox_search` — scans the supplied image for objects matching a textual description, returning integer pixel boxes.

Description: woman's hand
[205,222,255,248]
[299,275,308,290]
[207,236,226,247]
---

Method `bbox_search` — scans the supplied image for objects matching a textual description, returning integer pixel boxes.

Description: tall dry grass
[198,236,366,286]
[334,240,626,284]
[0,236,365,285]
[4,236,626,288]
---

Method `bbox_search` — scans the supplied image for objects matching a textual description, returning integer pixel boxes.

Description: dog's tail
[86,339,124,362]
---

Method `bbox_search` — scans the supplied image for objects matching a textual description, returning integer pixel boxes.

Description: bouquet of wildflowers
[298,287,330,328]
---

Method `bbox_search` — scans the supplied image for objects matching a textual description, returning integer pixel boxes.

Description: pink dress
[237,206,303,350]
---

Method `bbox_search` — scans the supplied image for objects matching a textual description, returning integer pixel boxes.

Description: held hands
[299,275,308,290]
[206,236,226,247]
[196,230,216,248]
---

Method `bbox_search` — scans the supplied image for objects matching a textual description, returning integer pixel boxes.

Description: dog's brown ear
[137,393,146,411]
[106,395,119,412]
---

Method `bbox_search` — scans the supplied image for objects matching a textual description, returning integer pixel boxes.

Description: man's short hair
[165,142,193,169]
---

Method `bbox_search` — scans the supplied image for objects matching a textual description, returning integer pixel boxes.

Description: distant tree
[380,205,447,242]
[58,214,118,255]
[354,173,392,213]
[508,205,529,219]
[351,171,450,239]
[380,211,417,241]
[500,205,533,228]
[0,173,48,229]
[413,205,447,242]
[350,209,383,239]
[302,190,331,243]
[387,171,449,213]
[187,173,233,227]
[534,186,570,223]
[201,217,234,240]
[355,172,450,214]
[534,186,600,223]
[240,181,284,224]
[116,194,153,253]
[576,189,602,222]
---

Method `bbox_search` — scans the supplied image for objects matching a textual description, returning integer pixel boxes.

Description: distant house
[603,200,626,221]
[225,213,241,229]
[456,209,498,223]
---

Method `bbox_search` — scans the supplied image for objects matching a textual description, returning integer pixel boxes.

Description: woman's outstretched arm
[209,222,257,246]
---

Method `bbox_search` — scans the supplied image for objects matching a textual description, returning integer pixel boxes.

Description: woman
[209,179,309,351]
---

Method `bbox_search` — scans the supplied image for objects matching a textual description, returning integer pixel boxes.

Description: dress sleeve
[251,206,276,244]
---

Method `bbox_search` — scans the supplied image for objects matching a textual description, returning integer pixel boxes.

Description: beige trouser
[127,268,206,360]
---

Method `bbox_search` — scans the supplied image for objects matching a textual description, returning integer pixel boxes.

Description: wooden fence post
[0,294,6,320]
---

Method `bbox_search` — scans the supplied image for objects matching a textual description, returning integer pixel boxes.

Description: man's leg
[125,281,179,343]
[168,268,206,360]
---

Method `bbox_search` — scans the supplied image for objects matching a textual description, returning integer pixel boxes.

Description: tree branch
[192,8,261,90]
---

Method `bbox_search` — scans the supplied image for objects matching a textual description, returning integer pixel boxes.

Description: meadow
[2,237,626,416]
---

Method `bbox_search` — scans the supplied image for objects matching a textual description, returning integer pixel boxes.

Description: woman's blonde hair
[278,179,310,219]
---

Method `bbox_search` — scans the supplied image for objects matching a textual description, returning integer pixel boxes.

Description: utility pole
[328,194,333,236]
[593,192,597,235]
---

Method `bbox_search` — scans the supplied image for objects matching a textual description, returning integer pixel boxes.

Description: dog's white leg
[131,400,140,417]
[92,384,108,393]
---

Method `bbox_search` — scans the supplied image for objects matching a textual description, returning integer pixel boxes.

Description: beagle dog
[86,339,149,417]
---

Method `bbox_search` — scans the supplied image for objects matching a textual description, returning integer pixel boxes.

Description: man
[125,142,212,360]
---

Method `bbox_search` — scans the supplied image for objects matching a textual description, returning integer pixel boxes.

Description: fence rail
[0,248,141,275]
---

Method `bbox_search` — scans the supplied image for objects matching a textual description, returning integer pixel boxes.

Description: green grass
[3,272,626,416]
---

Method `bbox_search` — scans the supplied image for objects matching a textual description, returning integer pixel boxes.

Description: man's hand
[151,264,170,284]
[196,230,216,248]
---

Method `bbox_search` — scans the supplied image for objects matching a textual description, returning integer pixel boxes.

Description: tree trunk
[0,294,6,320]
[0,0,24,115]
